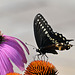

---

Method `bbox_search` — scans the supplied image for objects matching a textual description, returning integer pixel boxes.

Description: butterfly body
[34,13,73,55]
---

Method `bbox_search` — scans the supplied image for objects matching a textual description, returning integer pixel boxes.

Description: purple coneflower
[0,31,29,75]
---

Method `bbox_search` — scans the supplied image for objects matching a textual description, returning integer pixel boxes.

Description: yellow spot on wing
[58,46,63,50]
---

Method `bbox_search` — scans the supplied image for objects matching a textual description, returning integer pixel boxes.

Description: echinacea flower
[0,31,29,75]
[24,60,58,75]
[6,72,22,75]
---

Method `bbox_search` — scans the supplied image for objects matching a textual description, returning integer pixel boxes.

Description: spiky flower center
[25,60,58,75]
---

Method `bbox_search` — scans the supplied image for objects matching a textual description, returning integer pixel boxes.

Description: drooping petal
[4,37,27,63]
[0,58,6,75]
[0,55,5,75]
[3,35,29,55]
[1,44,25,71]
[0,52,13,75]
[15,38,30,55]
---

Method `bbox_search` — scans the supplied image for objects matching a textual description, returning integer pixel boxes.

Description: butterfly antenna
[25,42,37,49]
[67,39,74,42]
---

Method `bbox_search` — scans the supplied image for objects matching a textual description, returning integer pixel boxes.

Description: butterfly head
[36,49,41,53]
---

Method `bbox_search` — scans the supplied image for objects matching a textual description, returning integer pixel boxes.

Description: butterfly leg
[37,53,41,60]
[41,54,44,60]
[42,55,46,61]
[33,53,41,60]
[45,54,48,61]
[41,54,48,61]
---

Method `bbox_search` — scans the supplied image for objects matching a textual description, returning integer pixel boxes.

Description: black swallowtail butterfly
[34,13,73,57]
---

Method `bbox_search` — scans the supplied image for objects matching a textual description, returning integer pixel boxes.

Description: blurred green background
[0,0,75,75]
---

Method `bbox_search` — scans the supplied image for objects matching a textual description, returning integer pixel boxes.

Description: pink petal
[4,38,27,63]
[3,35,29,55]
[15,38,30,55]
[1,44,25,71]
[0,52,13,75]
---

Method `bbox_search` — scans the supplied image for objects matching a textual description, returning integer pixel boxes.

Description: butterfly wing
[34,13,73,51]
[34,13,54,48]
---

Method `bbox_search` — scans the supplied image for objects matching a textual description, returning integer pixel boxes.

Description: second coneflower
[24,60,58,75]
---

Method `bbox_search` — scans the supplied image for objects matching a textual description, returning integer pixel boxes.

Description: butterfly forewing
[34,13,73,51]
[34,14,54,48]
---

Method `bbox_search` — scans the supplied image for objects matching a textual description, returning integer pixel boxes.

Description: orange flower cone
[24,60,58,75]
[6,72,22,75]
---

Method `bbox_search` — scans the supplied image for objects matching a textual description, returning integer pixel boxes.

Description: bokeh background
[0,0,75,75]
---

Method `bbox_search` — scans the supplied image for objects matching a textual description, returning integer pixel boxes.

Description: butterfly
[33,13,73,57]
